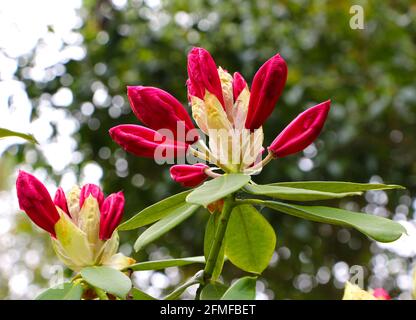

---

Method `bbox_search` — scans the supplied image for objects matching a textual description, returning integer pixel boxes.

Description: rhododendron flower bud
[372,288,391,300]
[232,72,247,101]
[187,47,225,108]
[245,54,287,130]
[109,125,189,161]
[80,183,104,209]
[100,192,125,240]
[17,171,60,237]
[127,86,197,143]
[268,100,330,158]
[170,163,209,187]
[54,187,69,216]
[16,171,134,272]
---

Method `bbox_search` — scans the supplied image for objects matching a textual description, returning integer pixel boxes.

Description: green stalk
[94,286,109,300]
[203,195,235,282]
[235,198,263,206]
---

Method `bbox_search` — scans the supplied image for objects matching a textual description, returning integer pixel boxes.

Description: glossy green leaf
[36,282,83,300]
[126,256,205,271]
[118,190,192,231]
[225,205,276,274]
[186,174,251,206]
[204,211,225,281]
[0,128,38,144]
[200,282,228,300]
[130,288,157,300]
[80,266,132,299]
[270,181,405,193]
[134,204,199,252]
[244,184,362,201]
[261,200,406,243]
[221,276,257,300]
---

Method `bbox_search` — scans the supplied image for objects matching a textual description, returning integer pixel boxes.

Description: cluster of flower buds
[109,47,331,188]
[16,171,135,272]
[342,282,391,300]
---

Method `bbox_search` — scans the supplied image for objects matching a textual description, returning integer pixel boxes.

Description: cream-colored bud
[53,210,94,272]
[96,230,119,265]
[205,91,232,131]
[233,87,250,130]
[342,282,377,300]
[78,195,100,246]
[67,185,81,224]
[191,96,209,135]
[217,67,234,122]
[103,253,136,270]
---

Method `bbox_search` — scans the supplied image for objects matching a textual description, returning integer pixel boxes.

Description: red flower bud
[268,100,330,157]
[54,187,69,216]
[373,288,391,300]
[100,192,124,240]
[245,54,287,130]
[127,86,197,143]
[109,125,189,160]
[170,163,209,187]
[16,171,60,237]
[80,184,104,209]
[232,72,247,100]
[187,47,225,107]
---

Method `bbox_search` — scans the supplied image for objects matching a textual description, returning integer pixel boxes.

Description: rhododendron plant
[17,47,407,301]
[109,47,406,300]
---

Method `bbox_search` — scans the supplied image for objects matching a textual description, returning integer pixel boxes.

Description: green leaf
[0,128,38,144]
[221,277,257,300]
[244,184,363,201]
[261,200,406,243]
[130,288,157,300]
[118,190,193,231]
[126,256,205,271]
[36,282,83,300]
[200,282,228,300]
[134,204,199,252]
[186,174,251,206]
[80,266,132,299]
[204,212,225,281]
[225,205,276,274]
[270,181,405,193]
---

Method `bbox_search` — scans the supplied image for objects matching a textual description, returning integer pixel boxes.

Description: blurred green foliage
[6,0,416,299]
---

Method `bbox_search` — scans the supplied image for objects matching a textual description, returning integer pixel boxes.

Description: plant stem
[203,195,235,282]
[164,270,204,300]
[235,198,264,206]
[93,286,109,300]
[245,152,275,174]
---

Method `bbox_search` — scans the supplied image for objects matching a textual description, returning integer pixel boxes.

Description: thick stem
[164,270,204,300]
[235,198,264,206]
[203,195,235,282]
[94,286,109,300]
